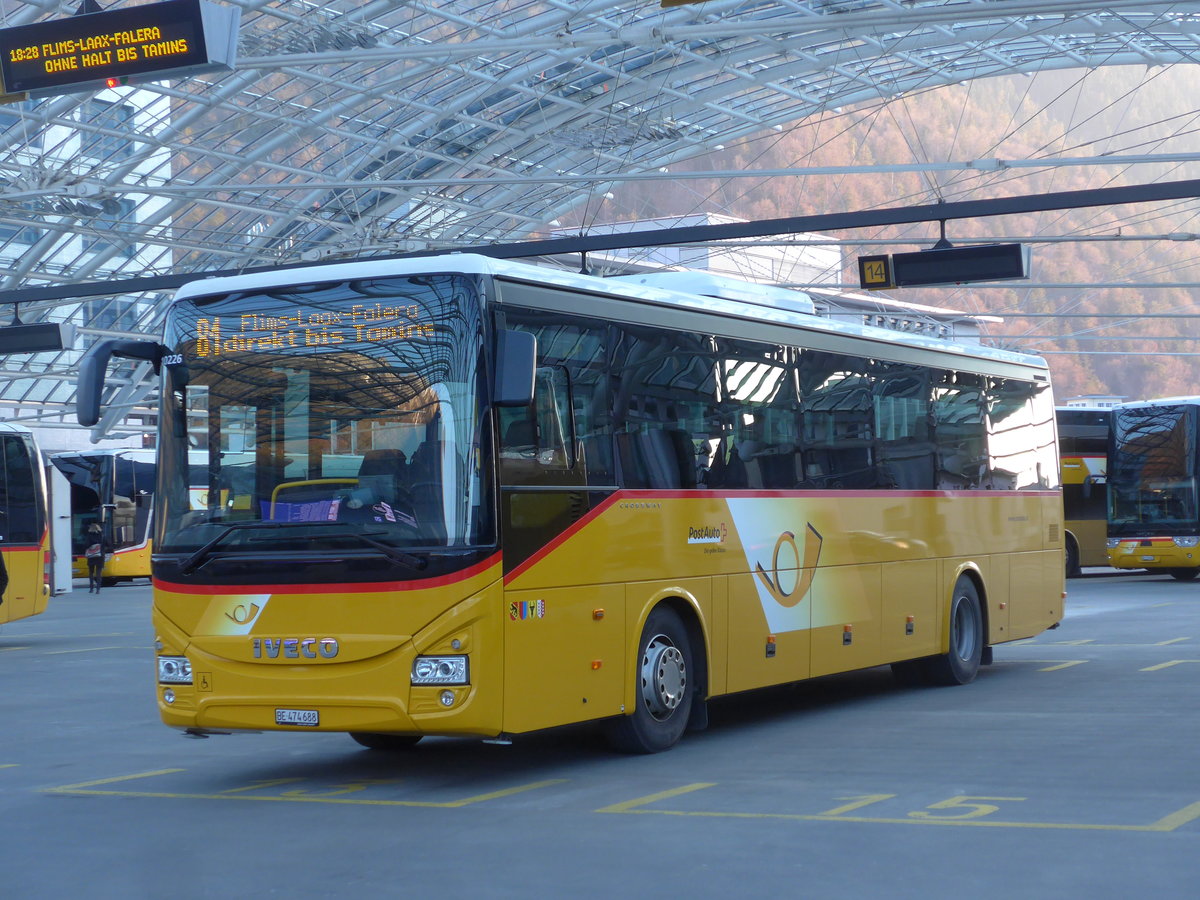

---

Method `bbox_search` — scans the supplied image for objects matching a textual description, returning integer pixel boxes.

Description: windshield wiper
[344,530,428,571]
[177,521,428,574]
[178,521,273,575]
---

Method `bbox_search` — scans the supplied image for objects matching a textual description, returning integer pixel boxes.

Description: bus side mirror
[76,339,168,427]
[494,329,536,407]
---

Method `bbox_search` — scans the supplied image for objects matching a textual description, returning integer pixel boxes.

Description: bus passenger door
[47,463,72,595]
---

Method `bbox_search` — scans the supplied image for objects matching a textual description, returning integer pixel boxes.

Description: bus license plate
[276,708,319,727]
[1141,555,1156,562]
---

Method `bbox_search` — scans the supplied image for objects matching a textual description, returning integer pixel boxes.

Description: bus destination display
[192,304,437,358]
[0,0,239,97]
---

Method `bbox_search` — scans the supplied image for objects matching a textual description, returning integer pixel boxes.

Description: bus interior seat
[616,430,696,489]
[502,419,538,456]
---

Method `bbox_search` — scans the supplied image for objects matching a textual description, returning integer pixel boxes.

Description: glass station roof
[0,0,1194,435]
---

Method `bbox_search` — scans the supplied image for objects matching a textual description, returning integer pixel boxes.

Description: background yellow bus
[1107,397,1200,579]
[51,448,156,585]
[0,423,51,625]
[1056,406,1111,577]
[79,255,1065,753]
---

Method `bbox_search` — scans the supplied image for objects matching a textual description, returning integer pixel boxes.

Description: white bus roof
[171,253,1047,373]
[1113,397,1200,409]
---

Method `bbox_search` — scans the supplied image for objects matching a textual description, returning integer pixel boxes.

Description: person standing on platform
[85,522,109,593]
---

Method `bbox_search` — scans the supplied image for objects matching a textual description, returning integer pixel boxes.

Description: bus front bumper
[1107,537,1200,570]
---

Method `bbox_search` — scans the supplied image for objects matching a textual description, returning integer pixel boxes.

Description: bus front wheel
[1065,536,1081,579]
[924,576,984,686]
[1168,569,1199,582]
[605,606,693,754]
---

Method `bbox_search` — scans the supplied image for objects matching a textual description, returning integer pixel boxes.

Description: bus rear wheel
[924,576,984,686]
[605,606,693,754]
[1168,569,1199,581]
[350,732,422,751]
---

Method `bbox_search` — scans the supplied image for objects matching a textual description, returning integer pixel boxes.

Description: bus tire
[1065,536,1081,579]
[924,576,984,686]
[349,732,422,751]
[1168,569,1199,582]
[605,606,693,754]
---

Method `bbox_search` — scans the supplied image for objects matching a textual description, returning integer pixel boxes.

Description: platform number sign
[857,254,894,291]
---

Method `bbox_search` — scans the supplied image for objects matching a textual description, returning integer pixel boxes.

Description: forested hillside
[586,66,1200,402]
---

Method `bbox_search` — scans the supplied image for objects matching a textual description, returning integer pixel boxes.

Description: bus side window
[933,371,987,489]
[987,377,1057,490]
[799,351,876,489]
[872,362,935,490]
[498,366,575,474]
[0,435,38,543]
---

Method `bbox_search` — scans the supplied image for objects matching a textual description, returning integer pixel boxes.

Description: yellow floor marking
[599,786,1200,832]
[1,764,18,769]
[596,783,717,813]
[47,769,186,791]
[43,773,565,808]
[1155,637,1191,646]
[1147,800,1200,831]
[819,794,896,817]
[45,646,137,655]
[1037,660,1088,672]
[0,646,30,652]
[219,778,304,794]
[1051,639,1095,646]
[1140,660,1200,671]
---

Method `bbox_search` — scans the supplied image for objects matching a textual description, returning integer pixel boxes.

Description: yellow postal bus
[1107,397,1200,579]
[51,448,156,584]
[78,255,1065,753]
[0,423,51,625]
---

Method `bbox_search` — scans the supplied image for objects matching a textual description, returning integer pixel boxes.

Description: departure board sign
[890,243,1029,287]
[0,0,239,98]
[858,243,1029,289]
[192,304,437,358]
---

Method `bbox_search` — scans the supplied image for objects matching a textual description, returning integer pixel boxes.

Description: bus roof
[171,253,1047,373]
[1112,397,1200,409]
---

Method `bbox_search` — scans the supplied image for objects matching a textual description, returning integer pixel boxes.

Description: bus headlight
[158,656,193,684]
[1174,537,1200,548]
[1106,539,1120,548]
[411,655,469,685]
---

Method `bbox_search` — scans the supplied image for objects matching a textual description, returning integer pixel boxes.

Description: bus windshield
[1108,403,1198,535]
[156,274,492,567]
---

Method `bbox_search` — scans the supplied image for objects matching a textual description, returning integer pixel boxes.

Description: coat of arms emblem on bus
[510,599,546,621]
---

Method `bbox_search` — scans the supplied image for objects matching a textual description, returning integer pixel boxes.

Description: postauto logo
[687,523,727,545]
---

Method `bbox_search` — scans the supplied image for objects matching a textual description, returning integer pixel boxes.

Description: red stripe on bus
[153,551,502,595]
[502,492,627,585]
